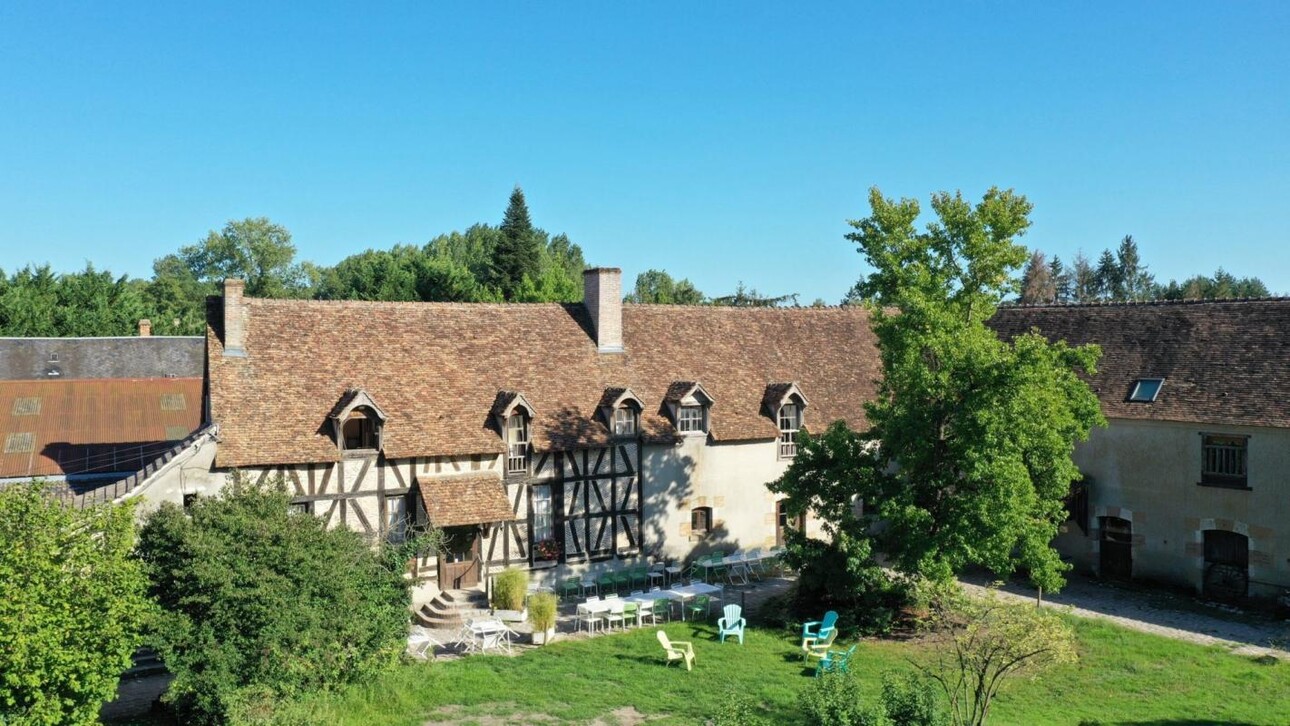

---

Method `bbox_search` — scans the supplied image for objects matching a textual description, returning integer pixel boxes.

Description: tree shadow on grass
[1108,722,1266,726]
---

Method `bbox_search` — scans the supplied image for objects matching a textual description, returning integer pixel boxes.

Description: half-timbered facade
[205,271,880,590]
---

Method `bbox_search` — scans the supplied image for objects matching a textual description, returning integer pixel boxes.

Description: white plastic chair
[603,599,626,631]
[408,625,442,658]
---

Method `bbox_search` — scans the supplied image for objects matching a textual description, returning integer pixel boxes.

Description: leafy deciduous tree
[624,269,706,305]
[0,483,151,725]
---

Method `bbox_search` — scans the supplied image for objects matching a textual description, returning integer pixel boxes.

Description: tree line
[1018,235,1269,305]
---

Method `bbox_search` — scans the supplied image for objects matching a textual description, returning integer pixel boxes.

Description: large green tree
[136,477,420,724]
[773,187,1104,604]
[174,217,313,298]
[0,483,151,725]
[624,269,706,305]
[0,264,151,337]
[490,186,543,300]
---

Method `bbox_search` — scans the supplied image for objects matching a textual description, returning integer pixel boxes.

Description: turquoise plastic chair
[815,643,857,677]
[801,610,838,643]
[717,603,746,644]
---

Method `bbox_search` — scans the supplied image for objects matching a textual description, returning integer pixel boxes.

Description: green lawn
[273,618,1288,725]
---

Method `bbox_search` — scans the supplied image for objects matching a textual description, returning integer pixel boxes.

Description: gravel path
[961,573,1290,658]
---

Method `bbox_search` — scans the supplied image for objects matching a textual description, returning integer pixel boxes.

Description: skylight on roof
[1128,378,1164,403]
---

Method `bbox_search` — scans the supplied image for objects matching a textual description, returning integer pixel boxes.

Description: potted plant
[492,567,529,622]
[534,539,561,565]
[528,591,558,645]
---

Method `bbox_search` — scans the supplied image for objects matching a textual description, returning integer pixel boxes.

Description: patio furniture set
[574,581,725,634]
[555,547,786,602]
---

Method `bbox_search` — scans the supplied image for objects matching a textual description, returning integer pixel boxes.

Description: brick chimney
[137,319,152,337]
[222,279,247,357]
[583,267,623,353]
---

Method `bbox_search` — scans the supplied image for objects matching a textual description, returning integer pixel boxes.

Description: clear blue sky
[2,2,1287,301]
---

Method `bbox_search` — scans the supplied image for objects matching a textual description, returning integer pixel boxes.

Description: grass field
[277,617,1290,725]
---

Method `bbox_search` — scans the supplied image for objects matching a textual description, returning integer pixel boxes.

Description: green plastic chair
[622,601,640,628]
[653,596,672,623]
[815,643,857,677]
[560,576,582,601]
[612,569,633,594]
[688,594,711,621]
[631,566,649,590]
[596,571,616,595]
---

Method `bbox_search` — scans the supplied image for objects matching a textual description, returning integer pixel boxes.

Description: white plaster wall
[1065,418,1290,596]
[124,435,229,517]
[642,435,819,564]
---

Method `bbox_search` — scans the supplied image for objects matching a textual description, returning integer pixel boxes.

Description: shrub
[881,670,946,726]
[799,671,888,726]
[0,482,151,725]
[492,567,529,611]
[527,592,558,633]
[710,679,768,726]
[136,475,412,724]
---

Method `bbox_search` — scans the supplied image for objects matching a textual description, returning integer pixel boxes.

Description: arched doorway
[1098,516,1133,580]
[1202,529,1249,600]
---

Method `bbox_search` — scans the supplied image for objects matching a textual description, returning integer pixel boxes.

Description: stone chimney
[583,267,624,353]
[137,319,152,337]
[222,279,247,357]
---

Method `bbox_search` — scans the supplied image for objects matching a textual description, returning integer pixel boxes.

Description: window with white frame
[612,406,638,436]
[778,403,801,458]
[531,485,554,548]
[507,412,529,473]
[385,494,408,543]
[678,405,706,434]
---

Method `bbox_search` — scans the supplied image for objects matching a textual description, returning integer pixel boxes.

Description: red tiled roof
[418,473,516,526]
[207,298,880,467]
[0,378,204,478]
[989,299,1290,429]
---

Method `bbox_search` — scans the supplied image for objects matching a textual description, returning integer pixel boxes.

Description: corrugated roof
[989,299,1290,429]
[0,378,204,478]
[207,297,880,468]
[0,337,205,380]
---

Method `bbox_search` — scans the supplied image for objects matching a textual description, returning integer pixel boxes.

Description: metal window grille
[778,404,799,458]
[507,414,529,473]
[678,405,704,433]
[11,397,40,416]
[1202,435,1247,486]
[4,432,34,454]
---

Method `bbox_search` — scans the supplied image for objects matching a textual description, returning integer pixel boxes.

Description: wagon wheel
[1203,562,1248,600]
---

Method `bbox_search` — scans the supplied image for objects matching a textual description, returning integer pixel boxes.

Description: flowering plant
[534,539,561,561]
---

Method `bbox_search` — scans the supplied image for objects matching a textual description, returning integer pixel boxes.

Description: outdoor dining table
[460,618,515,655]
[665,582,723,620]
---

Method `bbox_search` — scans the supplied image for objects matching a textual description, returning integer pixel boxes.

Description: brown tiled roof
[989,299,1290,429]
[0,378,203,478]
[418,474,516,526]
[207,298,880,467]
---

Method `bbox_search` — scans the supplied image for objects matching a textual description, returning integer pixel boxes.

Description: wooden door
[1203,530,1249,600]
[1099,517,1133,581]
[776,501,804,547]
[438,526,481,590]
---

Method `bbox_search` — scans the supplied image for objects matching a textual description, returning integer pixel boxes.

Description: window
[1128,378,1164,402]
[342,412,379,451]
[11,397,40,416]
[691,506,712,536]
[678,405,705,434]
[183,492,200,510]
[1201,434,1248,488]
[507,413,529,473]
[612,406,638,437]
[778,403,801,458]
[289,501,313,516]
[385,495,408,543]
[3,432,34,454]
[531,485,555,558]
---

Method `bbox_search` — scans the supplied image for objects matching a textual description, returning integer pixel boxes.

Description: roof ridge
[998,296,1290,310]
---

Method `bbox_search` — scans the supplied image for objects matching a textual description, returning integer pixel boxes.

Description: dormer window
[613,406,638,436]
[328,389,387,456]
[507,412,530,473]
[763,382,809,459]
[678,405,706,433]
[664,381,714,437]
[342,411,379,451]
[778,403,802,458]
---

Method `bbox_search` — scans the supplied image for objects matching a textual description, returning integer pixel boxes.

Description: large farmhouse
[204,269,878,589]
[104,269,1290,603]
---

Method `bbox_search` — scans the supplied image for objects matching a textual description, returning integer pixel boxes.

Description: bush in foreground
[136,476,414,724]
[0,482,151,725]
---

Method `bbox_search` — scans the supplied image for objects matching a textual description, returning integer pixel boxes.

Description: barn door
[1099,517,1133,581]
[1203,530,1249,600]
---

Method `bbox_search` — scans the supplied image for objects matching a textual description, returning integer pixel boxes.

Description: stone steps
[416,588,490,629]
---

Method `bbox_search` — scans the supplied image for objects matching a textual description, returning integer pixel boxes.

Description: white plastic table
[665,582,723,620]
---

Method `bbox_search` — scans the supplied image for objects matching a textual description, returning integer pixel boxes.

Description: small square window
[691,506,712,536]
[160,393,187,411]
[4,432,34,454]
[1128,378,1163,402]
[11,397,41,416]
[678,405,705,434]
